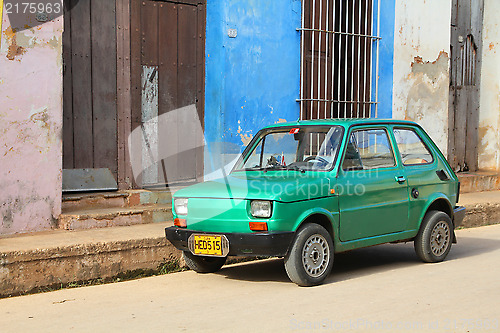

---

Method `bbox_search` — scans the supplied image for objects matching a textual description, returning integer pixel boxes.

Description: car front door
[392,126,441,229]
[337,126,410,242]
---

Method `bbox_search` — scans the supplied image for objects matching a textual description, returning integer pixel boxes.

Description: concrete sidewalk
[1,190,500,297]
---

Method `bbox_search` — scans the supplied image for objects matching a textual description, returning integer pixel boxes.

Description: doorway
[131,0,206,187]
[448,0,484,171]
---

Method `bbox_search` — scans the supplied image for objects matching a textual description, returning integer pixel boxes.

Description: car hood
[173,171,332,202]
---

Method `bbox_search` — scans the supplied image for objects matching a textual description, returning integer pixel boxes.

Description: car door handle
[395,176,406,183]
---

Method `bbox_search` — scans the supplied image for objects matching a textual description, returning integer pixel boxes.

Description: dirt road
[1,225,500,332]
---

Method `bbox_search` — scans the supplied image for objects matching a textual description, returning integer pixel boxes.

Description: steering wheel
[303,156,329,166]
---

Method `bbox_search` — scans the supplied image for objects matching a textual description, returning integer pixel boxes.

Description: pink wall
[0,14,63,235]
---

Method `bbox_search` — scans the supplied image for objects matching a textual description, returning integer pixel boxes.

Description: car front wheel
[284,224,334,286]
[182,251,227,273]
[414,210,453,263]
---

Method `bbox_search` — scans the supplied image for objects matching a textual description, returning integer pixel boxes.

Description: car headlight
[251,200,272,218]
[174,198,188,216]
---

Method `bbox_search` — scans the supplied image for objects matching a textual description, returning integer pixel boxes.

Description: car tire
[284,224,334,287]
[182,251,227,273]
[414,210,453,263]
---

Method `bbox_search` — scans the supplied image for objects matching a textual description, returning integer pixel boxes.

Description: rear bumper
[165,227,295,257]
[453,206,466,228]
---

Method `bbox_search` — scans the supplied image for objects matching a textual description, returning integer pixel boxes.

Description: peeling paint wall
[0,14,63,235]
[204,0,301,175]
[392,0,451,155]
[478,0,500,171]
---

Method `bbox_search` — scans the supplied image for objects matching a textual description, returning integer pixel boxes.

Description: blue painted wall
[374,0,396,119]
[204,0,302,174]
[203,0,396,175]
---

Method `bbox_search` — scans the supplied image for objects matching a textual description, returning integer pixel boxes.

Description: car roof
[262,118,419,129]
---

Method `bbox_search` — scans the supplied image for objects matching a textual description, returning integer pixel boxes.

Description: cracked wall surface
[0,13,63,235]
[393,0,451,156]
[204,0,301,177]
[478,0,500,171]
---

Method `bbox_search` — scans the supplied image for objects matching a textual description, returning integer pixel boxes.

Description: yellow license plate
[191,234,226,256]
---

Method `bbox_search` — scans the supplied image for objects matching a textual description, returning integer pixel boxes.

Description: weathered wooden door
[449,0,484,172]
[131,0,205,187]
[63,0,118,190]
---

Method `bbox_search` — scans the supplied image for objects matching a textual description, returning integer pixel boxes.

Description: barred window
[299,0,381,120]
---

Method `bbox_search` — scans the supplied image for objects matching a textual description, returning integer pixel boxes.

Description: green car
[166,119,465,286]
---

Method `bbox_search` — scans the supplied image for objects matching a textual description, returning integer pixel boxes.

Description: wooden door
[131,0,205,187]
[63,0,118,186]
[449,0,484,171]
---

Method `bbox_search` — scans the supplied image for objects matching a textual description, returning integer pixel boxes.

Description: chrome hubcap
[430,221,450,256]
[302,234,330,278]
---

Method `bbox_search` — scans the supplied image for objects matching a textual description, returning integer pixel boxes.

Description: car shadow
[445,236,500,260]
[217,258,290,283]
[216,236,500,285]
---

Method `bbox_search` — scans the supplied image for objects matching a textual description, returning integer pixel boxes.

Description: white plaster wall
[478,0,500,171]
[393,0,452,155]
[0,15,63,235]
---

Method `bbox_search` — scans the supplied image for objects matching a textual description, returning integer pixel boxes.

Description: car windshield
[234,125,344,172]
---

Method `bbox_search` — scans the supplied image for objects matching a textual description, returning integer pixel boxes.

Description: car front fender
[292,207,339,242]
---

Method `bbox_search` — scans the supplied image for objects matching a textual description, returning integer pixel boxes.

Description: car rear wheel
[182,251,227,273]
[414,210,453,263]
[284,224,334,286]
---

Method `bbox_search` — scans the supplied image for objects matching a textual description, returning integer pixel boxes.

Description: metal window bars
[297,0,381,120]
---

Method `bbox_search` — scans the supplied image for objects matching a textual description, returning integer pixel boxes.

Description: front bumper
[453,206,466,228]
[165,227,295,257]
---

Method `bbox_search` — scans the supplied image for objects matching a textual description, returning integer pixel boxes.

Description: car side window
[342,128,396,170]
[393,128,434,165]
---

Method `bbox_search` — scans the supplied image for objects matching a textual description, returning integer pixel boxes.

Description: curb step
[59,204,172,230]
[60,189,180,231]
[62,189,175,212]
[62,192,130,211]
[457,172,500,193]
